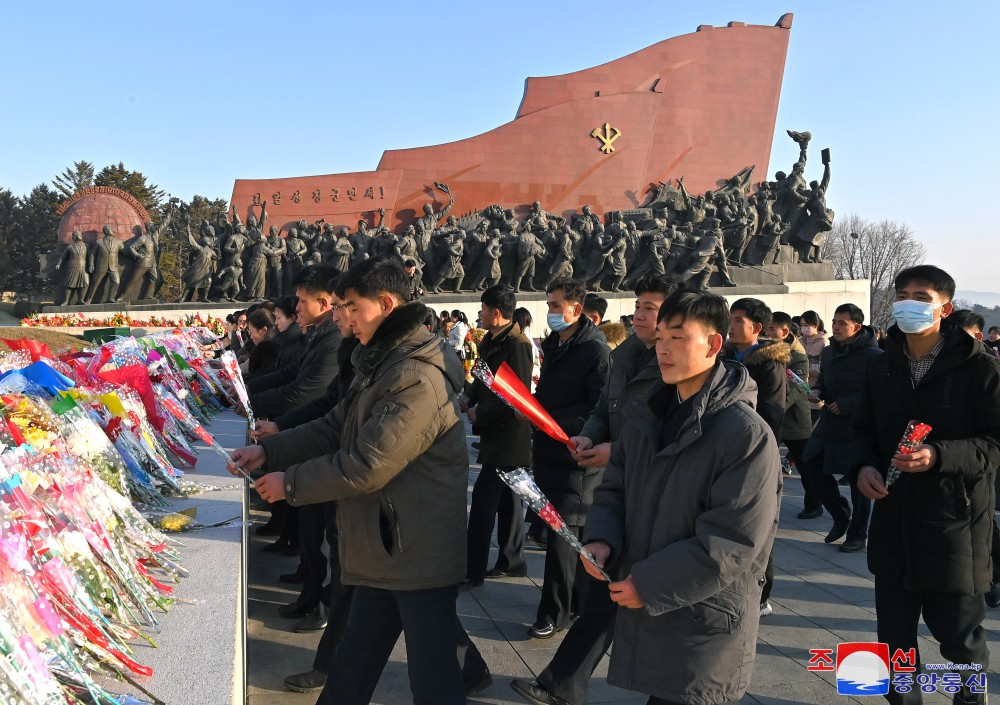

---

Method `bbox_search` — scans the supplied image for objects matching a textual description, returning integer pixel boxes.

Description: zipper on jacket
[386,496,405,552]
[375,405,390,430]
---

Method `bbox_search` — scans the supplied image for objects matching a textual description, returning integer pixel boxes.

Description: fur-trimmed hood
[353,300,465,395]
[723,339,792,367]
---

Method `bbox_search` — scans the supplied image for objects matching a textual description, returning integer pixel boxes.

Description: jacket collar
[356,301,429,376]
[481,321,522,352]
[634,359,755,456]
[883,320,983,383]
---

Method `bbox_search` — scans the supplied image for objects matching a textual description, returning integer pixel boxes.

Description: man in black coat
[856,266,1000,705]
[512,274,675,705]
[461,285,534,585]
[809,304,883,552]
[246,265,342,419]
[528,278,611,639]
[723,297,787,616]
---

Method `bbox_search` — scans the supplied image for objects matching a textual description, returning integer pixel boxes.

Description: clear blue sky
[2,1,997,291]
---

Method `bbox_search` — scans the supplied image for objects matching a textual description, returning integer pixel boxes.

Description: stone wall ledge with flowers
[22,312,227,337]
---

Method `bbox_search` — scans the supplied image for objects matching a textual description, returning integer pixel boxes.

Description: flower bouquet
[497,467,610,581]
[472,359,575,450]
[884,420,933,488]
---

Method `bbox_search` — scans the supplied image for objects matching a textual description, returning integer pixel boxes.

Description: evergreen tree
[4,185,61,294]
[51,160,96,199]
[95,162,166,219]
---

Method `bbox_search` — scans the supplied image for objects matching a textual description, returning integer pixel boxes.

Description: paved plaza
[247,430,1000,705]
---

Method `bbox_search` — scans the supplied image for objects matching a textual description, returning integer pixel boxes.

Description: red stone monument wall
[231,14,792,234]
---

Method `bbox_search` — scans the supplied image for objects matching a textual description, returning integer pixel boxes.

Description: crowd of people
[217,258,996,705]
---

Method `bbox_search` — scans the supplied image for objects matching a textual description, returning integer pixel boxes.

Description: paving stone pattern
[247,430,999,704]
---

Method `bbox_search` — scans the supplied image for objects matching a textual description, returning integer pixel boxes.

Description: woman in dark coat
[245,308,281,379]
[272,295,305,372]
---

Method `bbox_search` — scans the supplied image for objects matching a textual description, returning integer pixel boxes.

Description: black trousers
[761,552,774,604]
[537,524,592,628]
[846,480,872,540]
[785,438,821,512]
[466,464,527,581]
[537,573,617,705]
[874,581,989,705]
[313,503,355,673]
[317,585,484,705]
[298,502,329,607]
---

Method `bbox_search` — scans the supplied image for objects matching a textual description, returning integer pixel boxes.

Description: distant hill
[956,290,1000,308]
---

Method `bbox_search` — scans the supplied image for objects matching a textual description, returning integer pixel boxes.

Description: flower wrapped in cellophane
[497,467,611,581]
[884,420,933,488]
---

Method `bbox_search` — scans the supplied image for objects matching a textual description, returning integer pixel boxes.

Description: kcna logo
[836,643,891,695]
[807,642,890,695]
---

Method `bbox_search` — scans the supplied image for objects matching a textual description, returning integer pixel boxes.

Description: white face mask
[800,325,816,337]
[892,299,942,334]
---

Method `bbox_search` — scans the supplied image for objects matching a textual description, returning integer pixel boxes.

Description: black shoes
[510,678,570,705]
[284,669,327,692]
[527,620,560,639]
[840,538,867,553]
[524,535,548,551]
[824,519,850,544]
[485,567,527,578]
[262,538,299,554]
[797,507,823,520]
[255,520,282,536]
[277,600,317,619]
[279,570,305,584]
[293,605,328,633]
[987,583,1000,608]
[465,669,493,694]
[460,576,484,588]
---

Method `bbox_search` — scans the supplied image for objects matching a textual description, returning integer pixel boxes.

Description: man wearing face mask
[854,265,1000,705]
[527,278,611,639]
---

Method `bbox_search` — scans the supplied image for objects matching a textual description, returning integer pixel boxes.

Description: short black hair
[989,326,1000,335]
[546,277,587,305]
[657,289,730,342]
[894,264,956,301]
[730,297,772,329]
[834,303,865,325]
[771,311,793,329]
[950,309,985,334]
[633,273,678,298]
[583,293,608,319]
[336,258,411,302]
[294,263,339,296]
[481,285,517,319]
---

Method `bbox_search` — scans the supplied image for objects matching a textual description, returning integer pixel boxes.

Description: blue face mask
[892,299,941,334]
[547,312,571,332]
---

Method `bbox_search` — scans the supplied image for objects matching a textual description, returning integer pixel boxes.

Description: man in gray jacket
[231,258,488,705]
[582,289,781,705]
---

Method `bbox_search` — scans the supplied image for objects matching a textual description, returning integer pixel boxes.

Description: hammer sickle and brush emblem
[591,123,622,154]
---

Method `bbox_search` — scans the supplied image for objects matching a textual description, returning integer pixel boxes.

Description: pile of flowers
[21,313,227,337]
[0,327,249,704]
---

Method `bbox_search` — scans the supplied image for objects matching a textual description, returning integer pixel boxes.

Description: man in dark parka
[582,289,780,705]
[855,265,1000,705]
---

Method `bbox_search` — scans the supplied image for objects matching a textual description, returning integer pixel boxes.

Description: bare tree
[823,213,927,328]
